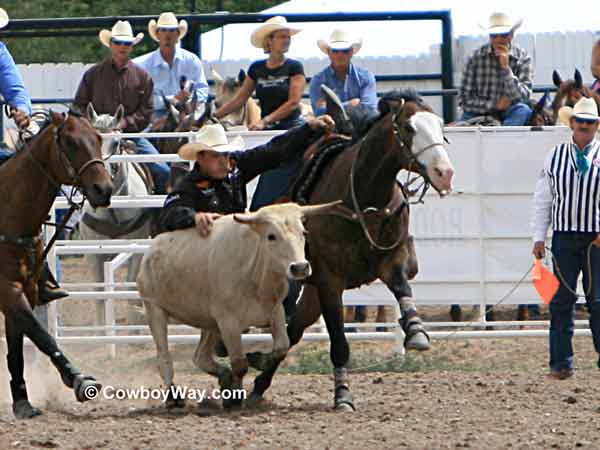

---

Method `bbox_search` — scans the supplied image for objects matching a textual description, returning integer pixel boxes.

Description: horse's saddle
[290,133,353,204]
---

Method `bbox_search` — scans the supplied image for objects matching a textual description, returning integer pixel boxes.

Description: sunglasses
[490,33,511,39]
[574,117,598,124]
[331,48,352,54]
[111,39,133,46]
[157,27,179,33]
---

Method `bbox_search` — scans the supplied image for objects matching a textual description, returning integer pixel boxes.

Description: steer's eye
[267,233,277,241]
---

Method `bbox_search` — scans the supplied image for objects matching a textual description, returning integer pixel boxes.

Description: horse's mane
[344,89,431,141]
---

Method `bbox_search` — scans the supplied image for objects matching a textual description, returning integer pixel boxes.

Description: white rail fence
[35,126,594,355]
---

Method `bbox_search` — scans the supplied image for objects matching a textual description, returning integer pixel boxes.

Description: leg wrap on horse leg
[50,351,81,388]
[333,367,355,410]
[398,297,430,347]
[10,380,28,402]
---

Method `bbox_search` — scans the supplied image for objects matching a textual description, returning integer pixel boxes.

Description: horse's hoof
[405,331,430,351]
[73,374,102,402]
[245,393,264,408]
[222,397,243,410]
[13,400,42,419]
[166,397,186,409]
[334,401,355,412]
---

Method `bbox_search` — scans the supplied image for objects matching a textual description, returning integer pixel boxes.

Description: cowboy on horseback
[74,20,170,195]
[133,12,209,120]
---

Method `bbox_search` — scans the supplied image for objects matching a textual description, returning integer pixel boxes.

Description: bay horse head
[528,91,555,126]
[46,109,113,207]
[324,87,454,196]
[552,69,600,124]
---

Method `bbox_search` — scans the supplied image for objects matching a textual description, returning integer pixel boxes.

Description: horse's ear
[50,110,66,125]
[211,67,224,86]
[574,69,583,89]
[238,69,246,84]
[321,85,352,135]
[194,101,212,128]
[552,70,562,88]
[86,102,98,123]
[189,89,198,117]
[180,75,187,91]
[113,104,125,128]
[536,91,550,110]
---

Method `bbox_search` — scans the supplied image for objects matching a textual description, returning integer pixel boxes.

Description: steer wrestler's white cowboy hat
[99,20,144,48]
[148,12,188,42]
[480,12,523,35]
[250,16,301,49]
[558,97,600,125]
[0,8,9,29]
[317,29,362,55]
[178,124,245,160]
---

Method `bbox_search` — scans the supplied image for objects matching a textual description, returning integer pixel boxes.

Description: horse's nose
[288,261,312,280]
[432,166,454,195]
[89,181,113,208]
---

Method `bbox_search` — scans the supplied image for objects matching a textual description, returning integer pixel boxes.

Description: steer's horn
[300,200,343,217]
[233,212,266,225]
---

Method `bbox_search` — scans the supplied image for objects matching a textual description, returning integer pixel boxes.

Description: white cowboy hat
[480,12,523,35]
[250,16,301,49]
[178,124,245,160]
[0,8,9,29]
[558,97,600,125]
[317,29,362,55]
[99,20,144,48]
[148,12,188,42]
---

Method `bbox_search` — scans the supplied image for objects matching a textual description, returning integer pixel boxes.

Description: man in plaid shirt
[459,13,533,125]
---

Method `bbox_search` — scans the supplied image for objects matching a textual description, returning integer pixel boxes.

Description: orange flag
[532,259,560,304]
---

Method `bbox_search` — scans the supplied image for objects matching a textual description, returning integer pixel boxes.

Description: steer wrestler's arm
[233,115,335,182]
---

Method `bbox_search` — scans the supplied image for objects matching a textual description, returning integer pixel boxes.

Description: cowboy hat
[148,12,188,42]
[250,16,301,49]
[558,97,600,125]
[317,29,362,55]
[480,12,523,35]
[99,20,144,48]
[178,124,245,160]
[0,8,9,29]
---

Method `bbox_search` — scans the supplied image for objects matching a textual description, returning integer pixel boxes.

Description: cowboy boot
[38,261,69,304]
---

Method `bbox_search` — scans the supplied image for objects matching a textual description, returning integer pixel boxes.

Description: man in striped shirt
[532,97,600,379]
[459,13,533,125]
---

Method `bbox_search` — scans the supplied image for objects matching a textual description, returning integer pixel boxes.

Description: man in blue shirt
[134,12,208,119]
[309,29,377,116]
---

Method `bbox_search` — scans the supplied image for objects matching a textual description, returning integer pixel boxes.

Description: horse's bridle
[348,108,446,251]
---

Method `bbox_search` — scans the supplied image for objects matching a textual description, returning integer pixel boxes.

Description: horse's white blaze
[409,111,454,194]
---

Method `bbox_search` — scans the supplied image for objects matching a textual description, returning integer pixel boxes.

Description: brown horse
[246,88,454,410]
[212,68,261,129]
[0,110,113,418]
[552,69,600,123]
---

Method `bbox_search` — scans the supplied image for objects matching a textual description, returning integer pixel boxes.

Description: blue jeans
[249,116,306,211]
[132,138,170,194]
[0,146,14,163]
[549,232,600,371]
[462,102,533,126]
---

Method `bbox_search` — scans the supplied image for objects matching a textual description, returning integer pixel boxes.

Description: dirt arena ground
[1,257,600,450]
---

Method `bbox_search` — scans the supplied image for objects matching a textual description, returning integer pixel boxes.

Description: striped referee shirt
[533,138,600,241]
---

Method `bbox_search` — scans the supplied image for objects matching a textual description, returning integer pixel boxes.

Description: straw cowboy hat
[480,12,523,35]
[558,97,600,125]
[99,20,144,48]
[317,29,362,55]
[148,12,188,42]
[0,8,9,29]
[178,124,245,160]
[250,16,301,49]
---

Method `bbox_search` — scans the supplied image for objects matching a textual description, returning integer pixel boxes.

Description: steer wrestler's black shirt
[159,124,319,232]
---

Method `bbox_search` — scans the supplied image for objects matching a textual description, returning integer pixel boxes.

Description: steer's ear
[233,213,267,225]
[300,200,343,217]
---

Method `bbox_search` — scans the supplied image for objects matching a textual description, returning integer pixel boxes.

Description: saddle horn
[574,69,583,89]
[321,85,353,136]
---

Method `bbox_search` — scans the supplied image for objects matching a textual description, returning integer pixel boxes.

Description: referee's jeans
[549,231,600,371]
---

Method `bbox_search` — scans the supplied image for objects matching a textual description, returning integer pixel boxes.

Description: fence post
[441,11,456,123]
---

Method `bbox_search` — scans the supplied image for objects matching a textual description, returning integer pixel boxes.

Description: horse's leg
[316,278,355,411]
[126,254,145,326]
[145,301,181,408]
[249,284,321,401]
[192,329,232,391]
[6,290,100,406]
[379,265,430,351]
[5,314,41,418]
[217,321,247,409]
